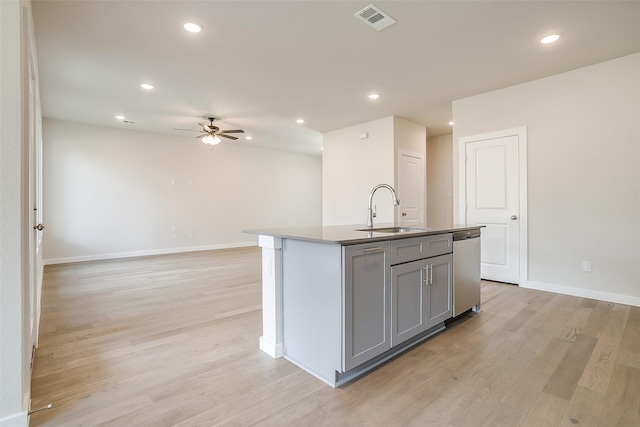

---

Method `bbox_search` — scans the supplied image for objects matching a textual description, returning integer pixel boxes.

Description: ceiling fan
[176,117,244,146]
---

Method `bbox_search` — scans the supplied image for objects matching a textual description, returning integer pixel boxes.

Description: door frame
[24,2,44,353]
[457,127,528,285]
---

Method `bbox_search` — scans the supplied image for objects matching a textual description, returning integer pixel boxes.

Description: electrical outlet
[582,261,592,273]
[171,225,176,232]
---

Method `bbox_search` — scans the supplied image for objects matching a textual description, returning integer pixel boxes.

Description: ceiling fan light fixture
[202,134,221,145]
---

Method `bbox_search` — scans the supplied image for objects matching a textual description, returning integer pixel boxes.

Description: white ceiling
[32,1,640,155]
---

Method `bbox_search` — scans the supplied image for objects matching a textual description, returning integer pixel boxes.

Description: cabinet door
[425,253,453,329]
[343,243,391,371]
[391,260,427,346]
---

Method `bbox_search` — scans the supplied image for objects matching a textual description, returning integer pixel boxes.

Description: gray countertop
[243,223,483,245]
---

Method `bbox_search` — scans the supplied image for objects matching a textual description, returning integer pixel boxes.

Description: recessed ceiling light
[296,119,305,124]
[245,136,253,140]
[140,83,154,90]
[368,93,380,100]
[183,22,202,33]
[448,121,454,126]
[115,115,125,120]
[541,34,561,44]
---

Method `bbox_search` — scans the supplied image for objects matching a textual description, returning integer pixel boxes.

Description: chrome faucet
[367,184,400,228]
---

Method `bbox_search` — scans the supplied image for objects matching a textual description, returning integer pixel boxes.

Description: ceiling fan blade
[220,129,244,134]
[198,123,212,132]
[173,128,200,132]
[219,134,238,140]
[196,134,209,138]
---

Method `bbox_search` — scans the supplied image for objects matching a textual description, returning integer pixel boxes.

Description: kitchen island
[244,223,482,387]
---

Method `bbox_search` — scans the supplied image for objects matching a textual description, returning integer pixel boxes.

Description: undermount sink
[355,226,427,233]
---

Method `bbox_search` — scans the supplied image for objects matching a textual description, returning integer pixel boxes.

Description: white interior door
[465,135,520,284]
[398,151,425,226]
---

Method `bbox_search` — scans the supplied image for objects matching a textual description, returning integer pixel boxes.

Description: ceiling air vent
[354,4,396,31]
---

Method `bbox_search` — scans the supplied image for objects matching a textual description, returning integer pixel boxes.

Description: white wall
[322,116,395,226]
[453,53,640,304]
[322,116,427,226]
[43,119,322,263]
[427,134,453,225]
[393,116,427,166]
[1,1,31,426]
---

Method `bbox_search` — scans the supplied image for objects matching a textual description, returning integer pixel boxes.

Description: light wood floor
[31,247,640,426]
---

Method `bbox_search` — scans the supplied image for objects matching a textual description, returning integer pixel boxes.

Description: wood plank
[560,386,604,427]
[482,336,572,426]
[615,306,640,370]
[558,302,631,425]
[543,333,598,400]
[519,392,569,427]
[600,363,640,426]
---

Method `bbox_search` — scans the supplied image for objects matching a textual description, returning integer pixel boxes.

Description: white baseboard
[259,336,283,358]
[523,280,640,308]
[0,411,28,427]
[43,241,258,265]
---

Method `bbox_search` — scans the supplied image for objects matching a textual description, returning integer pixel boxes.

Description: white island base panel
[258,235,283,358]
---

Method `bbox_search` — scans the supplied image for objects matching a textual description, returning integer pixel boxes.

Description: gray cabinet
[343,242,391,371]
[425,253,453,328]
[390,235,453,347]
[344,235,453,371]
[390,259,427,345]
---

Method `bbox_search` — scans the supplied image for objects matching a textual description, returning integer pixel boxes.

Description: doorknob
[510,215,518,220]
[34,223,44,231]
[402,212,407,217]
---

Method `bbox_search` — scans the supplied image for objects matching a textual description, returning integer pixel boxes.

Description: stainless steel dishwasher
[452,229,482,316]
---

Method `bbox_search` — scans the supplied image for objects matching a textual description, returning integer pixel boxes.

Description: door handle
[510,215,518,220]
[402,212,407,217]
[34,223,45,231]
[423,265,433,285]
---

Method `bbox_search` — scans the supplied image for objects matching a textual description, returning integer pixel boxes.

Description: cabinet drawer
[391,233,452,265]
